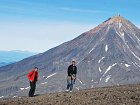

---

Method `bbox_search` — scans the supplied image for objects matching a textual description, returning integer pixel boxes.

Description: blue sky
[0,0,140,52]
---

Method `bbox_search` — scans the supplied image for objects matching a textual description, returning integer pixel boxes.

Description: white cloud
[60,7,109,14]
[0,20,95,52]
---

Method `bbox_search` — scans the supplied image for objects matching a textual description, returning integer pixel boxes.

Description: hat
[72,59,76,62]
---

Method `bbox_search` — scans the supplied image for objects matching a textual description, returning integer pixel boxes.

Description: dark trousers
[29,81,36,97]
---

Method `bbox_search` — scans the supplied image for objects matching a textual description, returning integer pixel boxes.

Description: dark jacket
[67,64,77,77]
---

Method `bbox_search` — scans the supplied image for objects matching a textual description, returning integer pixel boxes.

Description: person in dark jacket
[66,60,77,92]
[27,67,39,97]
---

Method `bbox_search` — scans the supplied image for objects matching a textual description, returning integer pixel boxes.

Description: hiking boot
[70,90,73,92]
[66,89,69,92]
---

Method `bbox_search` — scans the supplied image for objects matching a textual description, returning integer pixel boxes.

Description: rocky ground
[0,84,140,105]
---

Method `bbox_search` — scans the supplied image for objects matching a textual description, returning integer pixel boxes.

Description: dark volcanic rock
[0,84,140,105]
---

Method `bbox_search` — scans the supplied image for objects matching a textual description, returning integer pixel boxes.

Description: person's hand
[67,76,71,80]
[72,75,76,80]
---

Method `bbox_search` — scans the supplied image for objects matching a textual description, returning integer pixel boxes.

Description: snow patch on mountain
[105,45,108,52]
[20,86,30,91]
[125,64,131,67]
[104,63,117,75]
[20,88,24,91]
[134,62,140,68]
[45,73,57,80]
[119,23,122,29]
[125,42,140,61]
[98,57,105,72]
[130,50,140,61]
[100,63,117,81]
[115,27,125,39]
[77,79,85,85]
[135,35,140,42]
[99,66,102,72]
[98,57,105,63]
[75,87,80,91]
[89,47,95,53]
[105,75,111,82]
[25,87,30,90]
[41,82,47,85]
[120,32,124,36]
[0,96,4,99]
[13,96,18,98]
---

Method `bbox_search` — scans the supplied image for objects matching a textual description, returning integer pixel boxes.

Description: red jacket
[27,70,39,82]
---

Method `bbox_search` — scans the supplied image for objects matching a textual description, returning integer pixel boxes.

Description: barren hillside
[0,84,140,105]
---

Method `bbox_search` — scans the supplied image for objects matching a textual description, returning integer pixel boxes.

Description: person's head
[72,60,76,66]
[34,67,38,71]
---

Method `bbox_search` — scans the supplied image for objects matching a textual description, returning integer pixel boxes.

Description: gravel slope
[0,84,140,105]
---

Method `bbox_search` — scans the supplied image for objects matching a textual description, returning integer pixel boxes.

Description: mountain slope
[0,15,140,97]
[0,84,140,105]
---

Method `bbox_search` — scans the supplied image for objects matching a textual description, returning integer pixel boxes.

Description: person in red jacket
[27,67,39,97]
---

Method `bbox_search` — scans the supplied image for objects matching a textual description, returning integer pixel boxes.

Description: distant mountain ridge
[0,50,37,67]
[0,62,14,67]
[0,15,140,97]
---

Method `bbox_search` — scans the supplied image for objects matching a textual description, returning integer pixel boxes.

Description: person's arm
[75,66,77,75]
[68,66,71,76]
[27,71,34,81]
[72,66,77,78]
[37,72,39,81]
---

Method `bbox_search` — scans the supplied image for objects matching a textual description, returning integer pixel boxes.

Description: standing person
[27,67,39,97]
[66,60,77,92]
